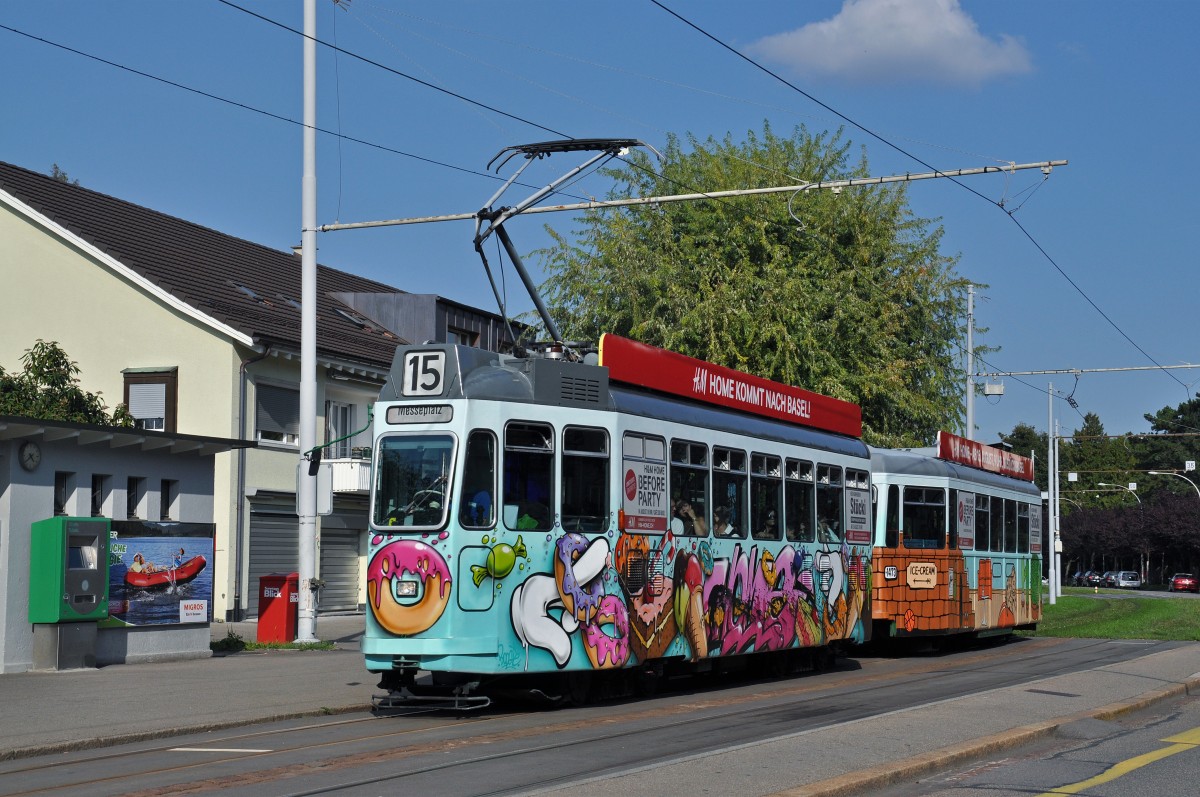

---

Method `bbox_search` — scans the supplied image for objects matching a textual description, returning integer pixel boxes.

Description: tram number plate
[906,562,937,589]
[401,351,447,397]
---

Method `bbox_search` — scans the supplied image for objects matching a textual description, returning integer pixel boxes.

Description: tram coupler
[372,681,491,713]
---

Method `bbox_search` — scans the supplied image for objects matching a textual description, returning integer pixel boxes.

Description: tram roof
[868,445,1041,496]
[378,342,869,460]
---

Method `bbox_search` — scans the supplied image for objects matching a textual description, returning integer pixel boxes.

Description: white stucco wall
[0,436,219,673]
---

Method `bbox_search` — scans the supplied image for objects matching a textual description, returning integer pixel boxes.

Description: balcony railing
[326,456,371,493]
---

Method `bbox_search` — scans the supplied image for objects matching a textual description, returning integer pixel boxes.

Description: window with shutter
[122,368,178,432]
[257,383,300,445]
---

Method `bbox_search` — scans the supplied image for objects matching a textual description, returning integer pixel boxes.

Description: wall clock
[18,440,41,472]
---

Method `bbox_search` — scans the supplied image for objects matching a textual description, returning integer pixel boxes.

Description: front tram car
[868,432,1042,645]
[365,334,873,706]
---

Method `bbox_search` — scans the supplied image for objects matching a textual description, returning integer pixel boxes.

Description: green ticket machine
[29,517,111,669]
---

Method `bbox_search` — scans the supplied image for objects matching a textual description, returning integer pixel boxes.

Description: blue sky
[3,1,1198,450]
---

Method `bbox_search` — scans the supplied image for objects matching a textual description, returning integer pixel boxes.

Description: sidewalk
[1,628,1197,797]
[0,614,371,761]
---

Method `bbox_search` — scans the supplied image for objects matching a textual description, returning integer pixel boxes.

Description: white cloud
[746,0,1033,88]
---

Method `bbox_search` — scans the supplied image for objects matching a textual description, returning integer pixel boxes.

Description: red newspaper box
[257,572,299,643]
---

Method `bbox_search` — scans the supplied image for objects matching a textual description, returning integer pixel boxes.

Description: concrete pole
[296,0,319,642]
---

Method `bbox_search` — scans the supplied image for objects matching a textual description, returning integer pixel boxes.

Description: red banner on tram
[936,430,1035,481]
[598,334,862,438]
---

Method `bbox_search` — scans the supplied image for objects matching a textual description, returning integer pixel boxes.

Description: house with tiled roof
[0,160,516,624]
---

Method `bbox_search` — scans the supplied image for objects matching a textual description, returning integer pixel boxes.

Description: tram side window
[885,484,900,548]
[562,426,609,532]
[991,497,1005,552]
[1017,502,1030,553]
[503,421,554,531]
[712,447,747,538]
[815,464,843,543]
[670,440,709,536]
[785,458,815,542]
[975,494,991,551]
[902,486,945,549]
[458,430,496,529]
[1004,498,1018,552]
[751,453,783,540]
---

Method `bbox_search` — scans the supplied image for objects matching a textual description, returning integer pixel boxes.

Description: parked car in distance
[1114,571,1142,589]
[1169,573,1199,593]
[1084,571,1105,587]
[1101,571,1118,588]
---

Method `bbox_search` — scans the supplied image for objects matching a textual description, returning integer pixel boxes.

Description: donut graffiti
[583,594,631,669]
[511,535,611,669]
[367,539,453,636]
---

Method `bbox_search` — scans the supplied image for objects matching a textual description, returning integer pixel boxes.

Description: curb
[767,675,1200,797]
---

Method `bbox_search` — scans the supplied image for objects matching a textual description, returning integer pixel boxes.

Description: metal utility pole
[296,0,319,643]
[1047,383,1058,604]
[965,285,975,441]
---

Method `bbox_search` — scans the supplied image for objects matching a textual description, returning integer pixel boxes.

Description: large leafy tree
[0,340,132,426]
[536,123,968,447]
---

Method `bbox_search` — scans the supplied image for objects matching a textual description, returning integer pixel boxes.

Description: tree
[0,340,132,426]
[1135,395,1200,481]
[50,163,80,185]
[536,123,968,447]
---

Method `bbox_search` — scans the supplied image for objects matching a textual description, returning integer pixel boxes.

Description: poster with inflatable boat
[106,521,216,626]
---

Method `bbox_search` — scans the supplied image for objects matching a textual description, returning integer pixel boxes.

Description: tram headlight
[395,580,419,598]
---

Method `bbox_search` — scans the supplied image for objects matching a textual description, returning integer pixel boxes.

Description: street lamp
[1097,482,1141,505]
[1147,471,1200,499]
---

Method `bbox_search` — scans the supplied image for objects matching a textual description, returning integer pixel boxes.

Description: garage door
[316,511,364,613]
[247,505,365,618]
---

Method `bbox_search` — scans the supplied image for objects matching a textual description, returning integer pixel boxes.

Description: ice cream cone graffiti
[673,552,707,661]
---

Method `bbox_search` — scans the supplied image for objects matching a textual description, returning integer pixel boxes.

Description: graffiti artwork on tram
[504,529,869,672]
[367,537,454,636]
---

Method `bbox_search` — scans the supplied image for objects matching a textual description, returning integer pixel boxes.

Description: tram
[867,431,1042,644]
[364,333,874,706]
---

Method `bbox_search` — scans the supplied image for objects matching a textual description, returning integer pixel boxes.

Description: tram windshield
[373,434,456,529]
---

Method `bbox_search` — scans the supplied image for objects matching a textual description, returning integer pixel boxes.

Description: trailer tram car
[867,432,1042,645]
[365,334,874,706]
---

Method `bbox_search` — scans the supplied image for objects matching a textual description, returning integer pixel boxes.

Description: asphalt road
[1,636,1192,797]
[859,691,1200,797]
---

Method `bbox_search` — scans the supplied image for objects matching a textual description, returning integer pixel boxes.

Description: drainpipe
[234,341,272,621]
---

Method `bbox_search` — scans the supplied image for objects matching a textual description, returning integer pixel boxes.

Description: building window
[127,476,145,519]
[160,479,178,521]
[91,474,111,517]
[54,472,75,516]
[325,401,354,458]
[256,383,300,445]
[123,368,178,432]
[448,327,478,347]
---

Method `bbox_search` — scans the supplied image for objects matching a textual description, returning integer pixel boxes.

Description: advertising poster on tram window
[622,458,668,532]
[845,487,872,543]
[106,521,216,626]
[1029,504,1043,554]
[957,492,976,550]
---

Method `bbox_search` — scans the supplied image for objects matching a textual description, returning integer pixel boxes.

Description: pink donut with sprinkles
[583,594,630,669]
[367,540,452,636]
